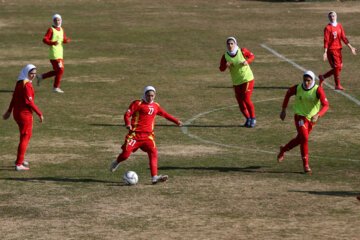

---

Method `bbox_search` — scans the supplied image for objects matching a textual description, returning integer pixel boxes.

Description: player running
[319,11,357,90]
[277,71,329,173]
[219,37,256,127]
[110,86,183,184]
[3,64,44,171]
[37,14,71,93]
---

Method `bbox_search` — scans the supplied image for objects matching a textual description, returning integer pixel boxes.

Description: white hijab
[52,14,62,28]
[142,86,156,103]
[303,70,316,90]
[17,64,36,82]
[226,37,239,56]
[328,11,337,27]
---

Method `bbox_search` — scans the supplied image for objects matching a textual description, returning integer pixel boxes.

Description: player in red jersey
[319,11,357,90]
[110,86,183,184]
[277,71,329,173]
[37,14,71,93]
[3,64,44,171]
[219,37,256,127]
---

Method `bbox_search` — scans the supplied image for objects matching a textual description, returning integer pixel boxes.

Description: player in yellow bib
[277,71,329,173]
[219,37,256,127]
[37,14,70,93]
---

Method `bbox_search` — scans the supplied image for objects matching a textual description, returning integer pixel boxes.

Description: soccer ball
[123,171,138,185]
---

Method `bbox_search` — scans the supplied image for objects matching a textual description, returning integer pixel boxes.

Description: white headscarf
[328,11,337,27]
[52,14,62,28]
[303,70,316,90]
[226,37,239,56]
[17,64,36,82]
[142,86,156,103]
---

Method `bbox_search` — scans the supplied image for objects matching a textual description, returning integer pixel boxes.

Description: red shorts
[233,80,254,95]
[122,132,156,154]
[294,115,315,136]
[13,112,33,135]
[50,59,64,71]
[327,49,342,69]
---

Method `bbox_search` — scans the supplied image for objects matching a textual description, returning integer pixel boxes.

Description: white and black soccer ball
[123,171,138,185]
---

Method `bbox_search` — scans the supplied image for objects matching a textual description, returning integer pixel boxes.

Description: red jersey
[219,48,254,72]
[43,27,69,46]
[7,80,42,118]
[282,85,329,117]
[324,23,349,50]
[124,100,179,134]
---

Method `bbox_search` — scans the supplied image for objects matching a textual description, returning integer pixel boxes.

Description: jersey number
[332,31,337,39]
[129,139,137,146]
[148,107,154,115]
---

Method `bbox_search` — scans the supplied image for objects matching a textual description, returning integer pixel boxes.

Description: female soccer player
[37,14,71,93]
[277,71,329,173]
[219,37,256,127]
[3,64,44,171]
[109,86,183,184]
[319,11,357,90]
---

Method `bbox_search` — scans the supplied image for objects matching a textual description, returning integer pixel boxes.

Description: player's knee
[119,151,131,160]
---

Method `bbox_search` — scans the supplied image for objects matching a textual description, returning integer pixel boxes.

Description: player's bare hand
[351,47,357,55]
[126,125,132,130]
[226,61,231,67]
[311,114,319,123]
[280,109,286,121]
[3,111,11,120]
[177,121,183,127]
[322,52,327,61]
[242,61,248,66]
[39,115,44,123]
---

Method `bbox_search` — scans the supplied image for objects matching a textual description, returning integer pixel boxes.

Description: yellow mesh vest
[294,84,321,120]
[49,27,64,60]
[224,49,254,86]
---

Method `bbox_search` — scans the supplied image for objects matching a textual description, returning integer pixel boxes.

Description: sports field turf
[0,0,359,239]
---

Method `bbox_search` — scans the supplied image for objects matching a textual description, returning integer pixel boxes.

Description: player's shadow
[0,90,14,93]
[0,177,118,184]
[208,86,288,90]
[255,0,306,2]
[288,190,360,197]
[90,123,179,127]
[159,166,262,172]
[90,123,246,128]
[158,166,304,174]
[0,166,15,171]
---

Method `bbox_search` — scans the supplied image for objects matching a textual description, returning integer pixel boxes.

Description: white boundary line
[182,98,280,154]
[181,98,360,162]
[261,44,360,106]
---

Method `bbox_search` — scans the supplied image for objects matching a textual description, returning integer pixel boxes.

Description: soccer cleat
[244,118,251,127]
[335,85,345,90]
[277,145,285,163]
[318,75,325,87]
[304,165,312,174]
[15,160,29,167]
[250,118,256,128]
[357,196,360,201]
[53,88,64,93]
[15,164,29,171]
[109,160,120,172]
[151,174,168,184]
[36,74,43,86]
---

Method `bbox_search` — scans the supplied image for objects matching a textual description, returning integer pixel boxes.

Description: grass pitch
[1,0,360,239]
